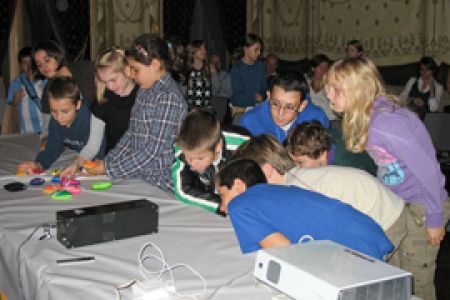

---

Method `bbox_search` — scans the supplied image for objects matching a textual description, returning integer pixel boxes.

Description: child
[216,158,393,259]
[399,56,443,120]
[91,47,139,153]
[286,121,377,176]
[86,34,188,193]
[230,33,267,114]
[185,40,212,110]
[239,72,329,143]
[234,134,407,265]
[7,46,46,134]
[345,39,364,58]
[324,57,449,300]
[172,109,248,213]
[16,76,105,176]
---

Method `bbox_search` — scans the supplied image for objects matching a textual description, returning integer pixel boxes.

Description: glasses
[269,100,299,113]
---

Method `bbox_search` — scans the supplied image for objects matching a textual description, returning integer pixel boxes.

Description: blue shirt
[239,100,330,143]
[36,104,105,169]
[7,75,47,134]
[230,59,267,107]
[228,184,393,259]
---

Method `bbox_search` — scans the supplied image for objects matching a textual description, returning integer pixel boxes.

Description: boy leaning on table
[215,158,393,260]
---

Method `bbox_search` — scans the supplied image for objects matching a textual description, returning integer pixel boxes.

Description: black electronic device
[56,199,158,248]
[4,182,27,192]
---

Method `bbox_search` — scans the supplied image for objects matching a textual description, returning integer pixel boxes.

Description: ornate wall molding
[90,0,161,59]
[247,0,450,65]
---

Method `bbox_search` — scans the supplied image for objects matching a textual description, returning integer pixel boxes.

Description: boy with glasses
[239,71,329,143]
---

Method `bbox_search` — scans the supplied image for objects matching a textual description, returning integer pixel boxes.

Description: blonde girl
[86,34,188,193]
[324,57,448,300]
[91,47,138,153]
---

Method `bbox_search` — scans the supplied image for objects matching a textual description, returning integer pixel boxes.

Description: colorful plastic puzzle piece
[51,170,61,176]
[63,186,81,195]
[91,181,112,191]
[32,168,46,175]
[82,160,97,169]
[43,185,61,194]
[16,171,26,176]
[30,177,45,186]
[51,176,61,184]
[60,177,80,186]
[51,190,73,200]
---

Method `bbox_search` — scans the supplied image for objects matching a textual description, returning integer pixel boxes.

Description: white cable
[137,241,207,299]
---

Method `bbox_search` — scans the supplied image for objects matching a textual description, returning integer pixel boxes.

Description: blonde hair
[95,47,128,103]
[324,57,402,153]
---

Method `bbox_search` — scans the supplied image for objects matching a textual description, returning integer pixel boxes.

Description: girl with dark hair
[86,34,188,193]
[185,40,212,110]
[400,56,443,119]
[230,33,267,115]
[306,53,336,121]
[32,40,96,117]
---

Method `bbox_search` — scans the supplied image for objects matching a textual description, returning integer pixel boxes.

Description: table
[0,134,275,300]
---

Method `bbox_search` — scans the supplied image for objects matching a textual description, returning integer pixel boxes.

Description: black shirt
[90,85,139,153]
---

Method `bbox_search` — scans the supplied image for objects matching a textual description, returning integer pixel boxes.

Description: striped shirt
[105,73,188,192]
[7,75,47,134]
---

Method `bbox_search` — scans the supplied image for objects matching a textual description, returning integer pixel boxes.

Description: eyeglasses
[269,100,299,113]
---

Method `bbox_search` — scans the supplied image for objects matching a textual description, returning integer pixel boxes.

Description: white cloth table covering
[0,134,273,299]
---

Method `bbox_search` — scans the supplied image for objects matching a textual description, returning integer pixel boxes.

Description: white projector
[254,240,413,300]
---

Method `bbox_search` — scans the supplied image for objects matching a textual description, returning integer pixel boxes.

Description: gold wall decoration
[90,0,161,60]
[247,0,450,65]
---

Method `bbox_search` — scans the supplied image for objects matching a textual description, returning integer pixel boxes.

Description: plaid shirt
[105,73,187,192]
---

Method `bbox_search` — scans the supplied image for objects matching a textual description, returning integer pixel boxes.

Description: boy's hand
[255,93,263,103]
[60,162,80,177]
[16,161,37,175]
[85,160,106,176]
[426,226,445,246]
[13,89,25,105]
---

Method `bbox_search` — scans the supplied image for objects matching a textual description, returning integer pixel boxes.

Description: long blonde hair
[95,47,128,103]
[324,58,402,153]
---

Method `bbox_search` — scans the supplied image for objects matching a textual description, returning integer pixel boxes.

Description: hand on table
[60,162,80,177]
[16,161,37,175]
[84,160,106,176]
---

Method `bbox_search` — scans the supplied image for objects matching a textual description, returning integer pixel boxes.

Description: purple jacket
[366,97,447,228]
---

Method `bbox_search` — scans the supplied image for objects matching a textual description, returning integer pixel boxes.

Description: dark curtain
[163,0,195,45]
[190,0,227,67]
[0,0,17,76]
[163,0,246,57]
[23,0,90,60]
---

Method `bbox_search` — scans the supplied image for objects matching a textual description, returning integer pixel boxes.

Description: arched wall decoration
[90,0,161,59]
[247,0,450,65]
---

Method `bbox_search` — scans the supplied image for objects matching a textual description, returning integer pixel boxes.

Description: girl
[16,76,105,176]
[91,47,139,153]
[345,39,364,58]
[399,56,443,120]
[230,33,267,114]
[324,57,448,300]
[86,34,188,193]
[306,53,336,121]
[32,40,96,114]
[185,40,212,110]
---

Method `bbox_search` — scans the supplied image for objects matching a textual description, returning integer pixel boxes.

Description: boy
[216,158,393,259]
[286,121,377,176]
[173,109,248,213]
[16,76,105,176]
[7,47,47,134]
[239,72,329,143]
[234,134,407,265]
